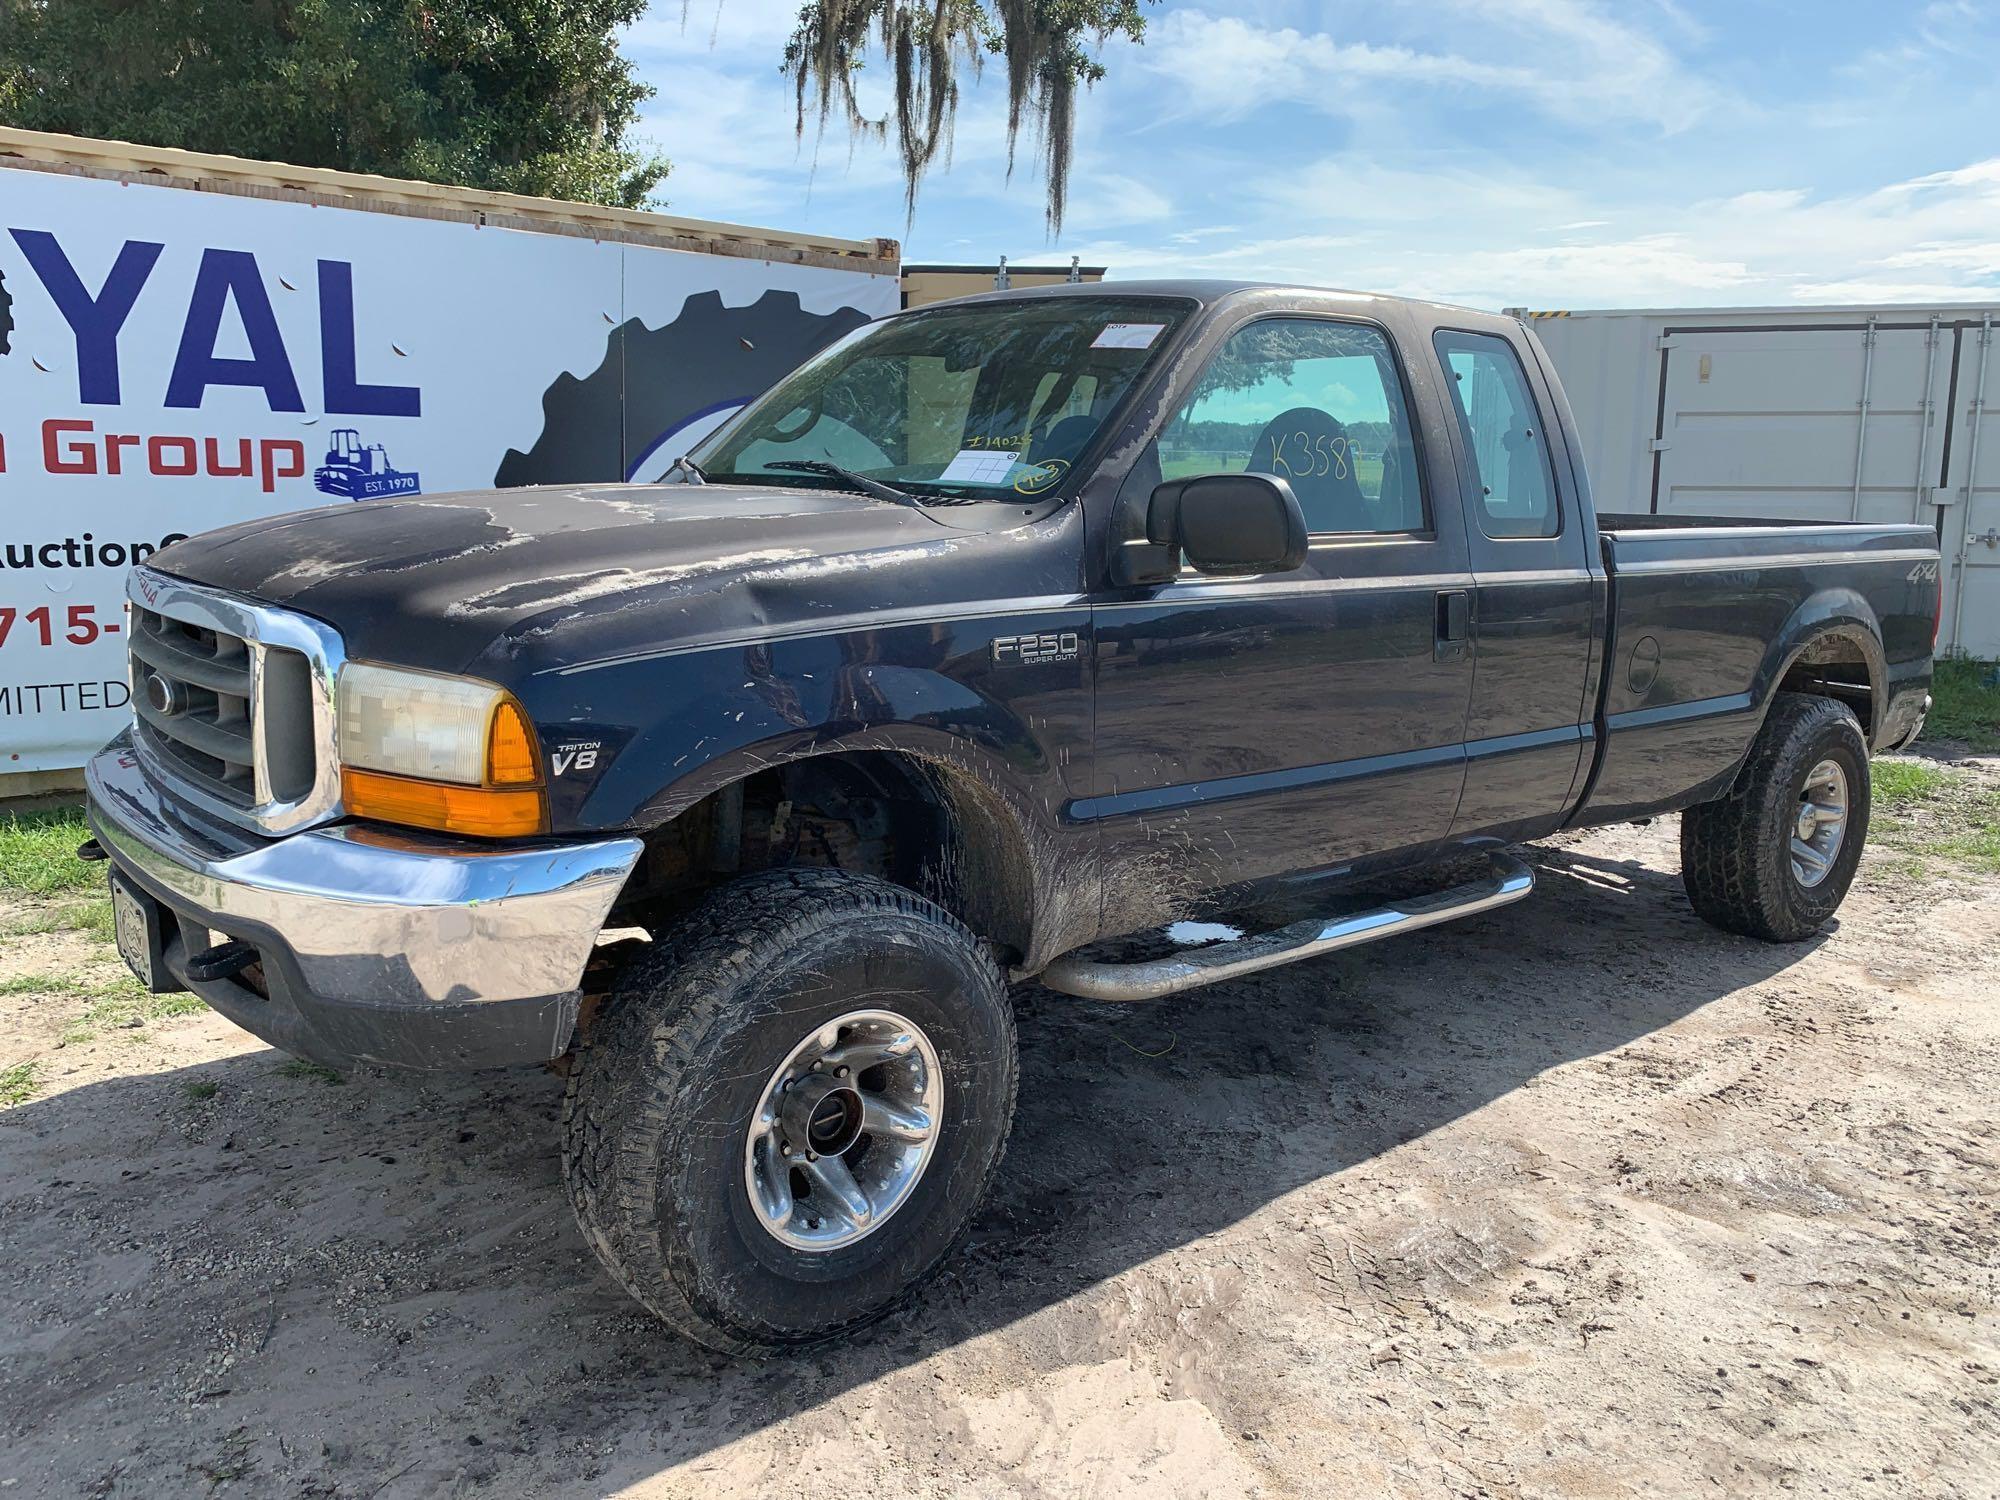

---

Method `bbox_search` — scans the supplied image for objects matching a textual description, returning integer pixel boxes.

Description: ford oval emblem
[143,672,188,718]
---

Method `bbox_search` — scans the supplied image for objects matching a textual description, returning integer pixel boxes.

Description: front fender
[560,631,1077,831]
[518,606,1100,967]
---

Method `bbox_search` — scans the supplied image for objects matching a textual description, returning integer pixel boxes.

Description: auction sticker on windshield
[938,449,1021,485]
[1091,323,1165,350]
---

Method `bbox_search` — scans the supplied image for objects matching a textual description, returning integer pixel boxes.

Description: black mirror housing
[1148,472,1309,577]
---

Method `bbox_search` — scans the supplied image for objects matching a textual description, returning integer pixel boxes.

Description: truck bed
[1574,516,1939,825]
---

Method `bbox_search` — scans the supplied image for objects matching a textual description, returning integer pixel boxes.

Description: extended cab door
[1086,305,1477,935]
[1431,324,1603,843]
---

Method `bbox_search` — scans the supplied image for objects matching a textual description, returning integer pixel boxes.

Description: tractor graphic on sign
[313,428,421,500]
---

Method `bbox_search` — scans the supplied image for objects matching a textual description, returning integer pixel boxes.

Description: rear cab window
[1433,330,1561,539]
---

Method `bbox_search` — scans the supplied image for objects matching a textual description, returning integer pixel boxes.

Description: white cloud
[1882,242,2000,271]
[1144,5,1723,134]
[1847,0,2000,72]
[1062,152,2000,311]
[1787,279,2000,303]
[1060,173,1176,232]
[1264,158,1581,226]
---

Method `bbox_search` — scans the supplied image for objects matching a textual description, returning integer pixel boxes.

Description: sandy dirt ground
[3,774,1997,1499]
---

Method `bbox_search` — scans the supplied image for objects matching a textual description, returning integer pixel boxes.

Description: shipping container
[1515,303,1998,658]
[0,129,902,789]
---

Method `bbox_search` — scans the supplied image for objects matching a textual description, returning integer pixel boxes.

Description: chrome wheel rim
[1790,758,1849,888]
[743,1009,942,1253]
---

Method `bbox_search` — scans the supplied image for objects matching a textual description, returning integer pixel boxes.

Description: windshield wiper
[765,460,928,511]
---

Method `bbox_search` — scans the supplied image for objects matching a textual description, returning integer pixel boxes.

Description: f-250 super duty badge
[992,632,1082,667]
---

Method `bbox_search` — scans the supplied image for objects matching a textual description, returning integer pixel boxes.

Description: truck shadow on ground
[1,841,1825,1494]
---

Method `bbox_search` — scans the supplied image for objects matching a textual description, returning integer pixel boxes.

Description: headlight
[335,663,546,837]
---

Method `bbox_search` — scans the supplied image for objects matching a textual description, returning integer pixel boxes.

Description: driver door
[1087,311,1476,933]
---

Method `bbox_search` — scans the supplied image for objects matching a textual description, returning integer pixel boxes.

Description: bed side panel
[1578,523,1936,824]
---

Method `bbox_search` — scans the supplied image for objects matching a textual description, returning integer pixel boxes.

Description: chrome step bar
[1038,851,1535,1002]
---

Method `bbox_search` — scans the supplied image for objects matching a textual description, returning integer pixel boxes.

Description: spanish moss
[782,1,1151,234]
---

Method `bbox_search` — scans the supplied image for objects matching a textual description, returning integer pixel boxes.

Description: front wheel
[560,869,1017,1353]
[1681,692,1872,942]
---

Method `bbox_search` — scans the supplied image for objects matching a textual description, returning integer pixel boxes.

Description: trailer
[1516,303,1999,657]
[0,129,901,791]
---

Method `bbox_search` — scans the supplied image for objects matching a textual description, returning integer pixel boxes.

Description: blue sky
[624,1,2000,310]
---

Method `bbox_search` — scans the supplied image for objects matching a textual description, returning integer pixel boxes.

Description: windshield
[693,297,1191,502]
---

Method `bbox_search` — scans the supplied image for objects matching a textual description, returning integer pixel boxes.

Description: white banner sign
[0,168,897,773]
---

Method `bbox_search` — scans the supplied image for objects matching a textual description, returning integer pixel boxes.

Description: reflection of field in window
[1156,321,1420,534]
[1163,353,1396,497]
[908,357,979,468]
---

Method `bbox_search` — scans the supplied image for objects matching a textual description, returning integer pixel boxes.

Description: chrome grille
[130,607,259,803]
[124,567,346,834]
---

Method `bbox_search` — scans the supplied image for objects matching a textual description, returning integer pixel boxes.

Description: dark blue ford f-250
[83,281,1940,1350]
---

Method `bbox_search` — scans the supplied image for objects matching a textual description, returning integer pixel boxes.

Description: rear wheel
[1680,692,1871,942]
[560,869,1017,1352]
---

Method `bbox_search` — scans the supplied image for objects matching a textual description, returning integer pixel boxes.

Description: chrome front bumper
[85,730,644,1067]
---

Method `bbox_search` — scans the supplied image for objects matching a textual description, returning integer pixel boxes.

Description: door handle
[1435,589,1470,661]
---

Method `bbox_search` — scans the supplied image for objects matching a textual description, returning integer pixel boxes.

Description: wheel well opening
[613,752,1033,963]
[1778,634,1876,738]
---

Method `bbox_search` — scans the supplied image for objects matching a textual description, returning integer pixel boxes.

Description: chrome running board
[1038,851,1535,1002]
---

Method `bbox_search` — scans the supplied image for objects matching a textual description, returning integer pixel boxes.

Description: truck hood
[150,483,1045,677]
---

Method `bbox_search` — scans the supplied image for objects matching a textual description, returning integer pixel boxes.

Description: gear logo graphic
[495,290,873,488]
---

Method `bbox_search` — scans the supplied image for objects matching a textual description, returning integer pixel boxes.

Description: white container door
[1940,319,1999,657]
[1651,319,1950,527]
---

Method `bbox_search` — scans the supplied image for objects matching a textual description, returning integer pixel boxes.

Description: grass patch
[58,987,206,1046]
[1870,758,2000,878]
[1872,759,1953,810]
[0,806,97,896]
[0,967,210,1044]
[183,1080,219,1101]
[0,1061,39,1107]
[275,1058,345,1085]
[0,969,143,1000]
[1925,654,2000,751]
[2,897,116,942]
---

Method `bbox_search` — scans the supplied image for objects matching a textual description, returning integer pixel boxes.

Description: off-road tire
[1680,692,1871,942]
[560,868,1017,1353]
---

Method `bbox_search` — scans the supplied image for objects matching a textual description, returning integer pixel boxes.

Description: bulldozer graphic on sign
[313,428,421,500]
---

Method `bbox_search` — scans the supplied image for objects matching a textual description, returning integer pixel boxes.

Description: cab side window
[1433,330,1560,539]
[1158,319,1426,534]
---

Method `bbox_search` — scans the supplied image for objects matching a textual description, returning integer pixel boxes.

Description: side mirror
[1149,472,1308,576]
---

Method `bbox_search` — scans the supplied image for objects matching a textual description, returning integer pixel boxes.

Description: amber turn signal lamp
[486,698,542,787]
[342,769,548,838]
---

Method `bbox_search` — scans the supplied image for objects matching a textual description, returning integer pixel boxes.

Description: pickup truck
[82,281,1941,1353]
